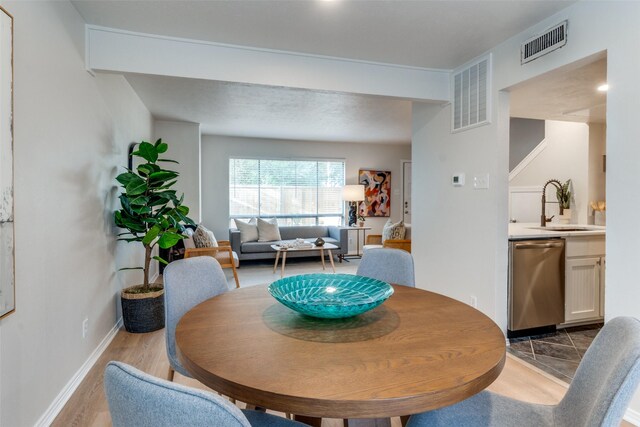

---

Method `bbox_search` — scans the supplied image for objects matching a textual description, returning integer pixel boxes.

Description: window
[229,158,345,226]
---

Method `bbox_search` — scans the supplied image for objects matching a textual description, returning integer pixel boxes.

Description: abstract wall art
[359,170,391,217]
[0,6,13,319]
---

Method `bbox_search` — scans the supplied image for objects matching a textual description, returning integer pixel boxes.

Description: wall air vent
[451,54,491,133]
[521,21,568,65]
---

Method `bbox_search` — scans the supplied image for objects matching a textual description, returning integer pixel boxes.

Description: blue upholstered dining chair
[356,248,415,287]
[164,256,229,381]
[407,316,640,427]
[105,361,305,427]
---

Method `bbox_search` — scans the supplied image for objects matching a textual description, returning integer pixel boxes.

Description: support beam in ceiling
[85,25,450,102]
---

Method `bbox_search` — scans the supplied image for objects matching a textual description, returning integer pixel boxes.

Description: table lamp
[342,184,365,227]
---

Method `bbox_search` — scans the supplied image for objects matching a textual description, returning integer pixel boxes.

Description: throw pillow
[234,218,259,243]
[257,218,282,242]
[382,219,406,242]
[193,224,218,248]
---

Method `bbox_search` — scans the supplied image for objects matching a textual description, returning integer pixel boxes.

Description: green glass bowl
[268,274,394,319]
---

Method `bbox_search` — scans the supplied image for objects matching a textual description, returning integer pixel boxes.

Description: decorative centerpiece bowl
[268,274,394,319]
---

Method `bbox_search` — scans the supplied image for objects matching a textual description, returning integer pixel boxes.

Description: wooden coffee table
[271,242,337,277]
[176,284,506,425]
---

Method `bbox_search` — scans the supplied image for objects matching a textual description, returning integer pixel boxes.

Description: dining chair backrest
[164,257,229,377]
[357,248,415,287]
[105,361,251,427]
[555,316,640,427]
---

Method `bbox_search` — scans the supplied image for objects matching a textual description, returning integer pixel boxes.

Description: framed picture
[359,170,391,217]
[0,6,14,319]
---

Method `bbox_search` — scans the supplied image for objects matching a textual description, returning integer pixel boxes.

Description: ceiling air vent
[521,21,568,65]
[451,54,491,133]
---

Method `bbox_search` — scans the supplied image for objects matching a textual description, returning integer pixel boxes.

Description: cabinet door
[565,257,601,323]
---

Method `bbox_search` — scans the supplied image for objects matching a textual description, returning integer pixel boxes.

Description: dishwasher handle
[514,241,564,249]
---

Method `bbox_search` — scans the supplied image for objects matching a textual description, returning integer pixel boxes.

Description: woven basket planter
[121,285,165,333]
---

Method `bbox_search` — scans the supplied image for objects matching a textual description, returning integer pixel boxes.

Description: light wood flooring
[53,326,571,427]
[51,259,634,426]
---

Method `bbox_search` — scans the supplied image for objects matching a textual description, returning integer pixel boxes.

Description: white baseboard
[625,408,640,426]
[35,318,123,427]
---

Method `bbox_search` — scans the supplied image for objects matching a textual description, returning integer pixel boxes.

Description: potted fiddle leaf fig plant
[114,139,194,333]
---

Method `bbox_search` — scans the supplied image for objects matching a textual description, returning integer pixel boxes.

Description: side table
[338,226,371,261]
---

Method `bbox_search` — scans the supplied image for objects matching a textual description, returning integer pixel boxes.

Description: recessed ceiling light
[597,84,609,92]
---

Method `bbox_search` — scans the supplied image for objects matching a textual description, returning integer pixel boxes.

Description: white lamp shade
[342,184,365,201]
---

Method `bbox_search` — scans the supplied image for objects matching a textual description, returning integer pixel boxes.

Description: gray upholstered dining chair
[105,361,305,427]
[356,248,415,287]
[407,316,640,427]
[164,256,229,381]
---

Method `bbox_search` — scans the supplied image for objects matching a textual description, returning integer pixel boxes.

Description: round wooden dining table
[176,284,506,423]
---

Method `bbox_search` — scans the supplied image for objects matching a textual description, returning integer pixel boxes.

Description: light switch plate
[473,173,489,189]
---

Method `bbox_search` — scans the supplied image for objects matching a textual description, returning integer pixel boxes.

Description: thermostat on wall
[452,173,465,187]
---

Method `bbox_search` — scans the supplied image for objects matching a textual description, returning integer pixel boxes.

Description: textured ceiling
[125,74,413,143]
[510,55,607,123]
[72,0,578,142]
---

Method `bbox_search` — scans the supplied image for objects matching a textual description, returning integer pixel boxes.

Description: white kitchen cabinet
[564,236,605,325]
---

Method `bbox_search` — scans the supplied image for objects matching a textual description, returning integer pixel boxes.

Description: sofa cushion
[234,218,258,243]
[279,226,329,240]
[257,218,282,242]
[242,241,280,254]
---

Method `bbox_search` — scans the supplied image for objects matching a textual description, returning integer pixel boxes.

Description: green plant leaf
[137,164,159,177]
[132,141,158,163]
[129,196,149,206]
[131,205,152,215]
[157,232,182,249]
[125,175,147,196]
[152,255,169,265]
[158,159,179,164]
[118,267,144,271]
[149,171,178,182]
[116,172,138,187]
[142,225,161,245]
[156,142,168,154]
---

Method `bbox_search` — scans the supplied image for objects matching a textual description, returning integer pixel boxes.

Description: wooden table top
[176,284,506,419]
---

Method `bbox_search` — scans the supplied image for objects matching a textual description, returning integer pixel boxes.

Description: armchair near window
[364,224,412,253]
[184,240,240,288]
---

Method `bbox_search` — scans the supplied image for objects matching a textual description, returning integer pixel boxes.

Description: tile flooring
[508,323,603,383]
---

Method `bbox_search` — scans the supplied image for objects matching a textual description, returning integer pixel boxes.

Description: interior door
[402,161,412,224]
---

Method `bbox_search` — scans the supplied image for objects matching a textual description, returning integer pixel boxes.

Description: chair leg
[231,266,240,288]
[168,366,175,382]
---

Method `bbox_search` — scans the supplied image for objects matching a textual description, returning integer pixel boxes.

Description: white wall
[413,1,640,419]
[412,100,509,327]
[510,120,589,224]
[0,2,152,425]
[154,120,202,223]
[199,135,410,244]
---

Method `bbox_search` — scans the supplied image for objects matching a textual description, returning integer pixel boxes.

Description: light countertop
[509,222,606,240]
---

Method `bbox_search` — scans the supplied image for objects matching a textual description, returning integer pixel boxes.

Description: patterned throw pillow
[257,218,282,242]
[234,218,259,243]
[193,224,218,248]
[382,220,406,242]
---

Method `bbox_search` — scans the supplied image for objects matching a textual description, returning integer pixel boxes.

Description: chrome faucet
[541,179,562,227]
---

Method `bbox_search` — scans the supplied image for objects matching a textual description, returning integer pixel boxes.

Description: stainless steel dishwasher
[508,238,565,337]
